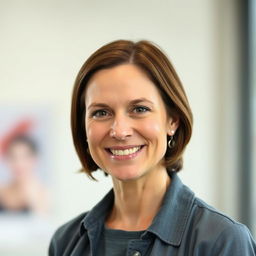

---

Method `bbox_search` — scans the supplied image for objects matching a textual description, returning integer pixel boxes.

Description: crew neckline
[103,225,146,240]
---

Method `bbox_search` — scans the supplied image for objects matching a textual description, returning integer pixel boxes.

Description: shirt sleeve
[48,230,59,256]
[47,212,88,256]
[212,223,256,255]
[48,239,55,256]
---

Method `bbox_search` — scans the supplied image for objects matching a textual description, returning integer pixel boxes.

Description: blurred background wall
[0,0,255,255]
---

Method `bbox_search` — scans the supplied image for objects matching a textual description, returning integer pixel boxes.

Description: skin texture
[85,64,179,230]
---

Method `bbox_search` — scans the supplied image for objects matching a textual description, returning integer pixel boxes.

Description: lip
[105,145,145,160]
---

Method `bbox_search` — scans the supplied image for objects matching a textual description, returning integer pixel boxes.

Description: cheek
[86,121,106,147]
[140,119,164,138]
[140,118,168,156]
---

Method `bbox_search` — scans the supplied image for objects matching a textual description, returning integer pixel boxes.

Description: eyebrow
[129,98,154,105]
[87,98,154,110]
[87,103,109,110]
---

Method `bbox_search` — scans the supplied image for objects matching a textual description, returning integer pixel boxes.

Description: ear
[167,117,179,136]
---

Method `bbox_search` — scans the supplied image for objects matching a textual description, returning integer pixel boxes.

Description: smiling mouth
[106,145,144,156]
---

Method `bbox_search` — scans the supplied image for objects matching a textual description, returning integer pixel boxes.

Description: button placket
[127,238,152,256]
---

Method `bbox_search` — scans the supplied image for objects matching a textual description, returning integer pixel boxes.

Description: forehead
[85,64,163,105]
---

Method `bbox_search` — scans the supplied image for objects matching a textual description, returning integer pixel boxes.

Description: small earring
[168,133,175,149]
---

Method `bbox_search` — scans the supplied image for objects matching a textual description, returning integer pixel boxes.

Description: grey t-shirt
[96,226,146,256]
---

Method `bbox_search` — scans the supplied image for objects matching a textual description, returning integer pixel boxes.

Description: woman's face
[5,141,37,178]
[85,64,179,181]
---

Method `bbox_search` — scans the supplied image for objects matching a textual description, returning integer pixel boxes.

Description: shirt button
[132,251,141,256]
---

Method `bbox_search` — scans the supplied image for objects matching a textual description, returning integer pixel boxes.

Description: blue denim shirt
[49,172,256,255]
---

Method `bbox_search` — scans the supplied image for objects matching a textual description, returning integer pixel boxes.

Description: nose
[109,114,133,140]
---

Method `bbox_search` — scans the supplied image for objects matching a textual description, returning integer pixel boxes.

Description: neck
[106,167,171,231]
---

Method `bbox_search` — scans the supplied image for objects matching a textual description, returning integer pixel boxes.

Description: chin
[109,168,144,182]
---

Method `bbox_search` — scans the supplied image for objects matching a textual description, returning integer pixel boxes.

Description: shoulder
[53,211,87,238]
[186,197,256,254]
[192,197,240,230]
[48,212,88,256]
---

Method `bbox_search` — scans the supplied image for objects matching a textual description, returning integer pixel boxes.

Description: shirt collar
[145,172,195,246]
[79,189,114,235]
[79,172,195,246]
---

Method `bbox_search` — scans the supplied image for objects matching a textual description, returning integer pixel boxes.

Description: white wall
[0,0,242,254]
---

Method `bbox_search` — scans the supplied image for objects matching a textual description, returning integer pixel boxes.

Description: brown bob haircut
[71,39,193,179]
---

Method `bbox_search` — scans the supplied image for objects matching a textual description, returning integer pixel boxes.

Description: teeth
[110,146,141,156]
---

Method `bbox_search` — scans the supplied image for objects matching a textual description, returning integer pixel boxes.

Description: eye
[132,106,151,113]
[91,109,109,119]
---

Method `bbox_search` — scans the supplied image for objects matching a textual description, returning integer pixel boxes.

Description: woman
[49,40,256,255]
[0,135,49,215]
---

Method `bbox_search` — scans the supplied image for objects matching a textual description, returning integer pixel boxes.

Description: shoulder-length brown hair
[71,40,193,179]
